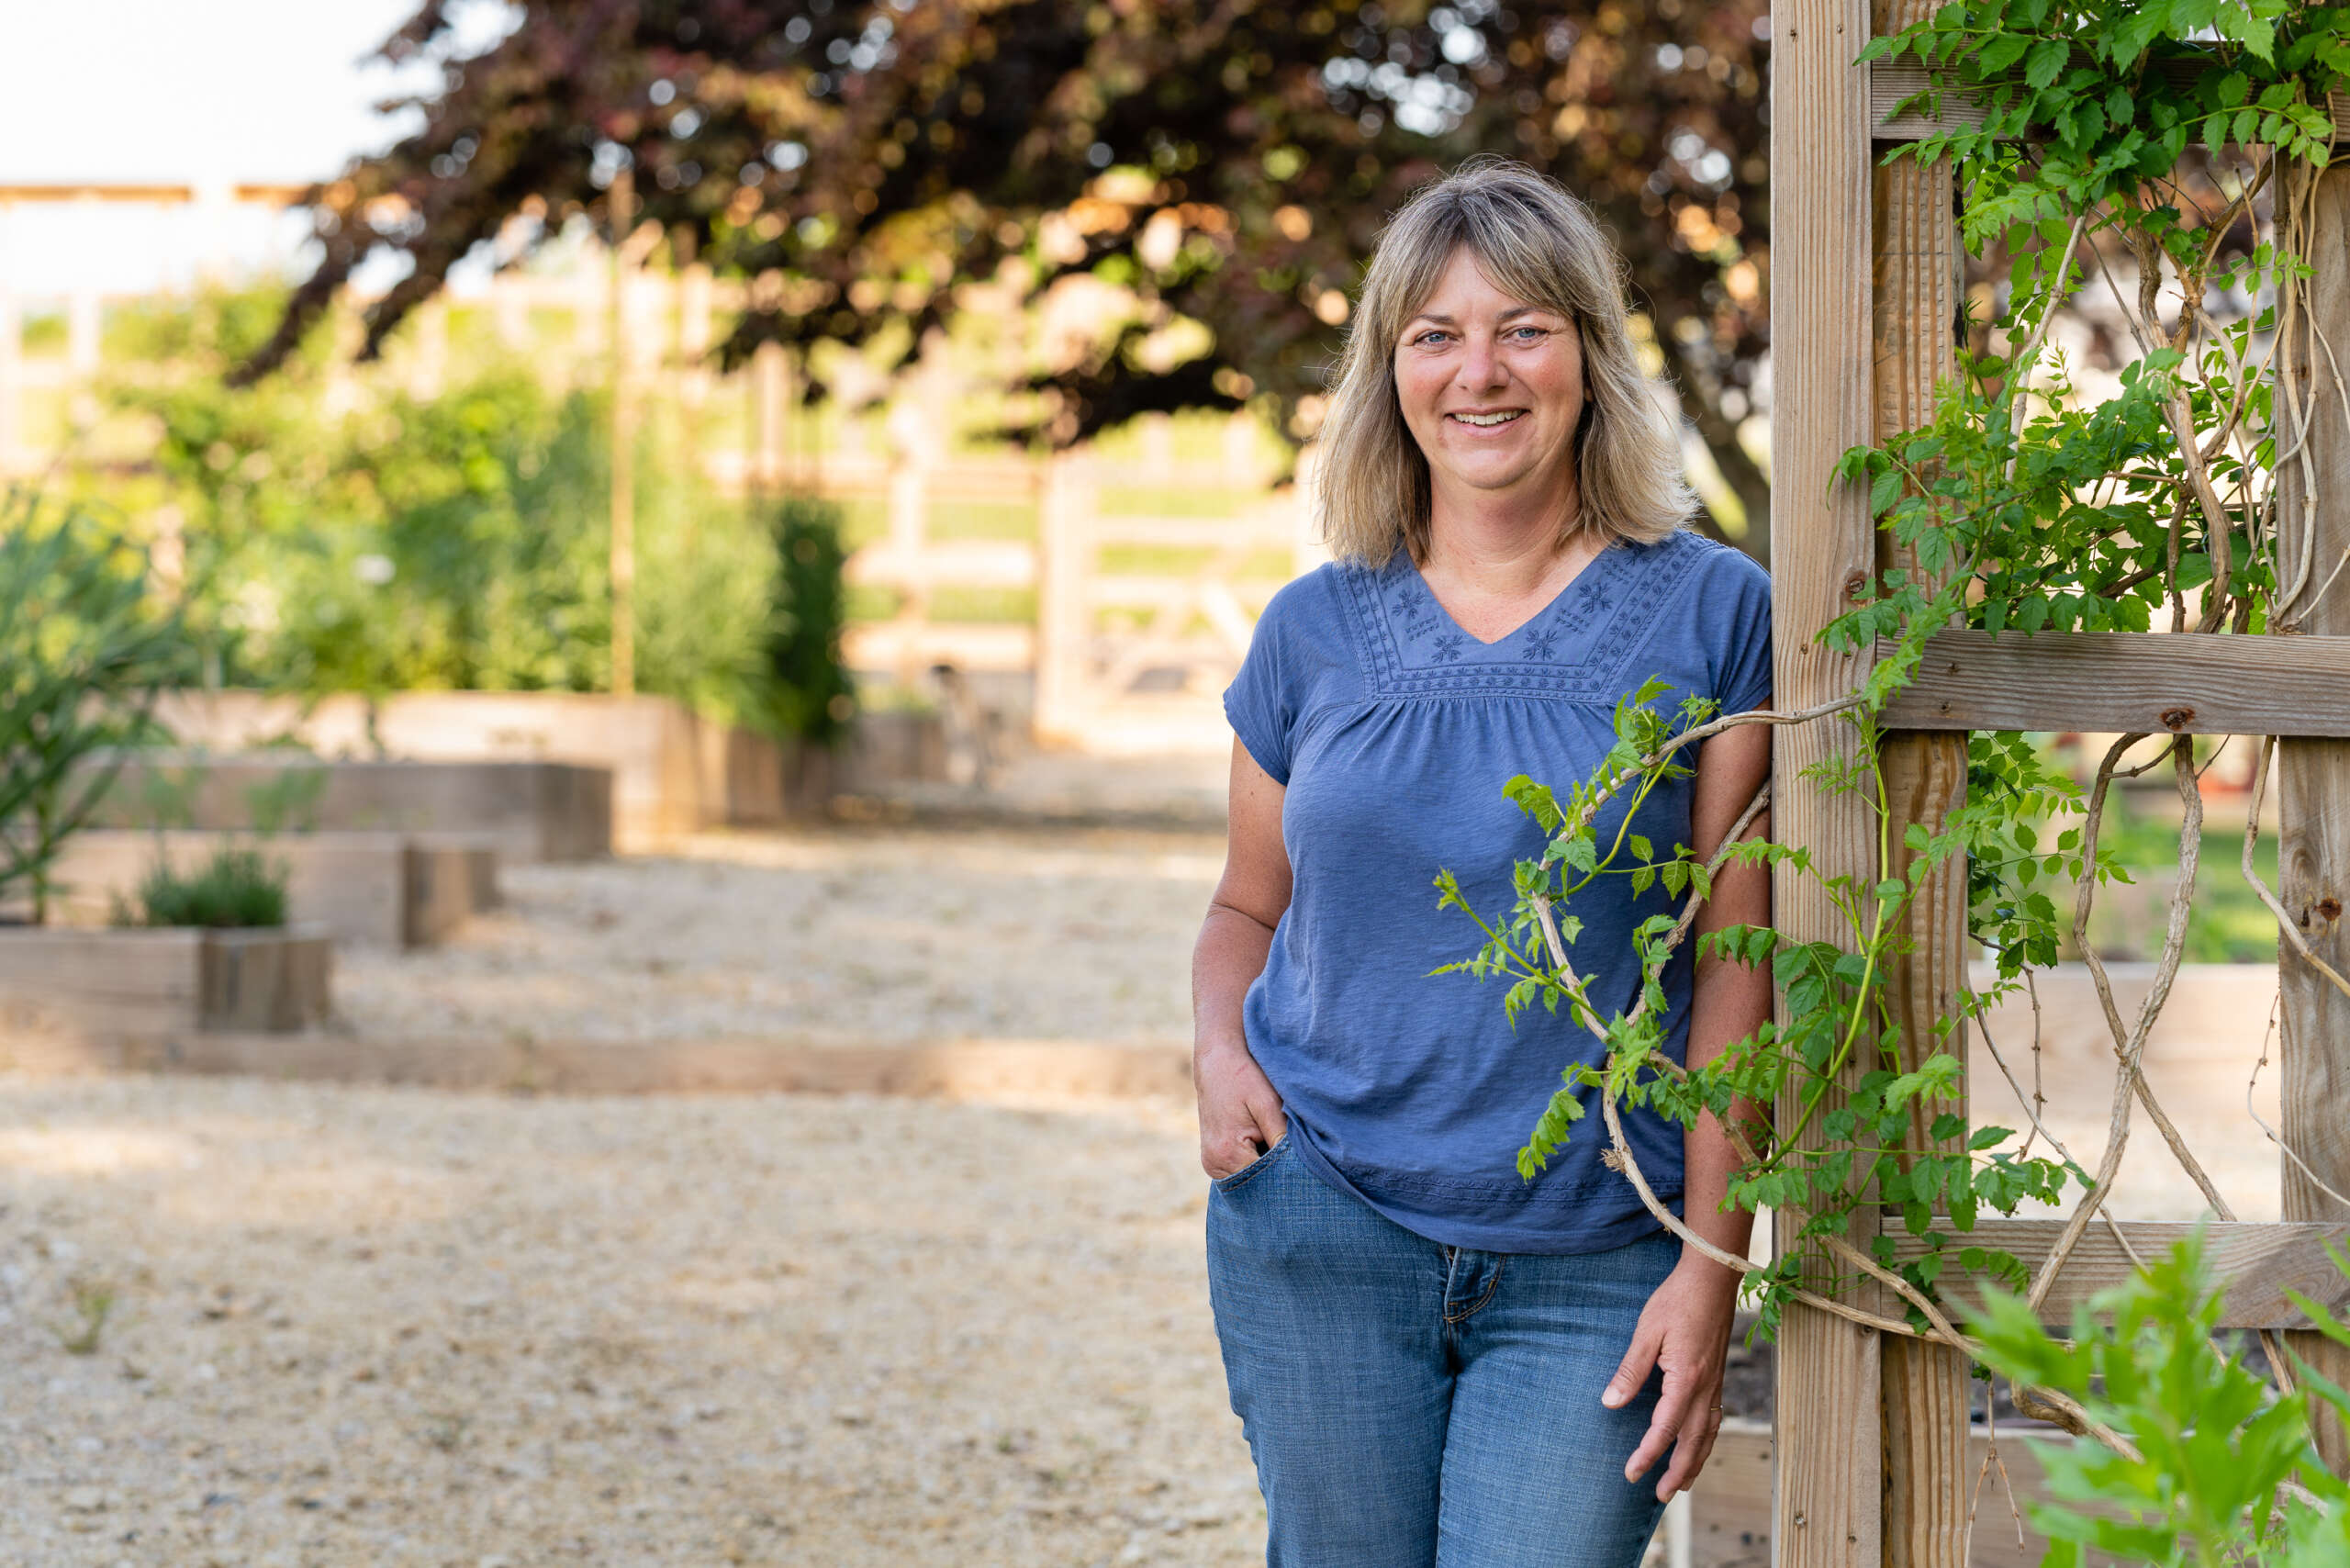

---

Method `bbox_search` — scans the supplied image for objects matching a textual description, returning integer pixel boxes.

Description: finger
[1601,1318,1662,1410]
[1623,1362,1690,1482]
[1657,1407,1724,1499]
[1248,1092,1287,1147]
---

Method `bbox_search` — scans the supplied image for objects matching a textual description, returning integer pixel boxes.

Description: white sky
[0,0,509,300]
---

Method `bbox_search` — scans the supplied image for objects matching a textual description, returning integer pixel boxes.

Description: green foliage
[242,766,330,837]
[1964,1238,2350,1568]
[0,492,189,923]
[121,845,289,930]
[1867,0,2349,248]
[109,288,778,726]
[757,498,856,746]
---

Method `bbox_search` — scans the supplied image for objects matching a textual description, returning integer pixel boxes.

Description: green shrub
[1965,1236,2350,1568]
[124,846,288,928]
[0,492,190,922]
[107,287,776,718]
[758,497,856,745]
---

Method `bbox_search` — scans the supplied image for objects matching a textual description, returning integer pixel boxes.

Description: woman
[1192,159,1773,1567]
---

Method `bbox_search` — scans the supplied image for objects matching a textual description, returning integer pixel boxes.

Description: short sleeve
[1714,553,1774,717]
[1225,595,1297,785]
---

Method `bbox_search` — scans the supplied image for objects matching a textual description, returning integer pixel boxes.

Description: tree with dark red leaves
[251,0,1772,553]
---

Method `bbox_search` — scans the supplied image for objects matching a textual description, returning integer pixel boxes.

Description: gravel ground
[335,827,1221,1048]
[0,1077,1263,1567]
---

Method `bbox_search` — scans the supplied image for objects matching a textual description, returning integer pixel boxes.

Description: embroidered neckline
[1337,532,1709,700]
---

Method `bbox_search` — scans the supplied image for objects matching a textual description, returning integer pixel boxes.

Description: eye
[1410,329,1452,347]
[1506,325,1549,342]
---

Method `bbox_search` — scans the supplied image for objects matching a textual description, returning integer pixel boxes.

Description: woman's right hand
[1195,1036,1288,1179]
[1193,740,1292,1181]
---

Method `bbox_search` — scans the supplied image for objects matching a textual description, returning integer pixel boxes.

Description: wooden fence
[1771,9,2350,1567]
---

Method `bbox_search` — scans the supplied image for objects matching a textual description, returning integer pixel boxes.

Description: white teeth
[1452,411,1524,427]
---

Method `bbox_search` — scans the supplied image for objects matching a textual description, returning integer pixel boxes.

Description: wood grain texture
[1879,630,2350,736]
[2277,159,2350,1474]
[1695,1421,2065,1568]
[1869,57,1973,1564]
[1884,1220,2350,1329]
[1032,455,1091,746]
[1772,1,1885,1563]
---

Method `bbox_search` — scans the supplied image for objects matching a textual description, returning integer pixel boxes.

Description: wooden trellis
[1772,4,2350,1565]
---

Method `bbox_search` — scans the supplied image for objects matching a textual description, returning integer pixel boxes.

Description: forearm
[1677,956,1770,1279]
[1192,903,1275,1059]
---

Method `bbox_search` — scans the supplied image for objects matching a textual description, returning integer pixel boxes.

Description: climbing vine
[1438,0,2350,1465]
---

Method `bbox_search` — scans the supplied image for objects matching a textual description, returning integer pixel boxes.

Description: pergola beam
[1886,1219,2350,1330]
[1879,630,2350,737]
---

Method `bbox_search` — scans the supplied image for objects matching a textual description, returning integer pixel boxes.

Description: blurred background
[0,3,2287,1565]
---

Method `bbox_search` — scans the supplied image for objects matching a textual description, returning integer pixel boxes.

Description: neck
[1422,463,1583,596]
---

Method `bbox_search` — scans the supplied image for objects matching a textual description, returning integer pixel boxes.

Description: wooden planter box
[0,924,330,1037]
[141,688,952,840]
[41,831,499,949]
[82,755,610,863]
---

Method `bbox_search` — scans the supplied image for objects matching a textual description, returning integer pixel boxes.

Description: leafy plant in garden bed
[0,491,189,924]
[116,846,290,931]
[106,288,784,731]
[1436,0,2350,1476]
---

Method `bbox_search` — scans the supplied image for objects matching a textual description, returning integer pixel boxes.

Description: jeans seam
[1213,1135,1287,1195]
[1442,1255,1505,1324]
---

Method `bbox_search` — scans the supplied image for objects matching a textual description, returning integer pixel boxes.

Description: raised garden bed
[42,831,499,948]
[82,754,610,863]
[0,924,330,1039]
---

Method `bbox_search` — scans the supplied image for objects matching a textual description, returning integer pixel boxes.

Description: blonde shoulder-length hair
[1312,158,1695,567]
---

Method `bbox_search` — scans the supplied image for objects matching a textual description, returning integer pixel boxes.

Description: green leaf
[2023,38,2068,90]
[1976,32,2031,73]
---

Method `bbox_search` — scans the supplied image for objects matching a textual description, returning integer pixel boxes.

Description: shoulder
[1646,528,1769,598]
[1254,559,1380,647]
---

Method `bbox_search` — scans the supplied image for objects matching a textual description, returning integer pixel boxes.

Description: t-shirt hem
[1287,1122,1685,1257]
[1221,690,1290,785]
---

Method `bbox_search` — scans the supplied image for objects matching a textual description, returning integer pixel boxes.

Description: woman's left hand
[1602,1256,1740,1500]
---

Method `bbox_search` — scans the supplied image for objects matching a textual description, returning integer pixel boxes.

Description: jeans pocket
[1212,1134,1289,1194]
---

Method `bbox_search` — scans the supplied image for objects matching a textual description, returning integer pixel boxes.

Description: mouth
[1447,409,1527,428]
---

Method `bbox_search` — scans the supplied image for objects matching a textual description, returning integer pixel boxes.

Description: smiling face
[1392,245,1586,519]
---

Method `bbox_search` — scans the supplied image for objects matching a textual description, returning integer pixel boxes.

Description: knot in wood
[2159,706,2195,732]
[1841,570,1868,600]
[2320,896,2344,924]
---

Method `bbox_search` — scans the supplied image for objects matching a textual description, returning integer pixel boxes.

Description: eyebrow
[1402,305,1551,330]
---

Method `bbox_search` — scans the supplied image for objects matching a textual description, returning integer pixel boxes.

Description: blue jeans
[1205,1137,1677,1568]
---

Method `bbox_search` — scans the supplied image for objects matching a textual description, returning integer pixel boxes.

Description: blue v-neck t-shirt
[1222,528,1773,1254]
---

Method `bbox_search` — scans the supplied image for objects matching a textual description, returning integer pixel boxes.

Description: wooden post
[608,171,637,698]
[1139,410,1176,483]
[407,298,447,400]
[1871,0,1973,1558]
[0,263,18,477]
[1034,454,1092,746]
[1770,2,1886,1566]
[752,340,789,496]
[2276,158,2350,1474]
[495,272,530,348]
[677,261,713,409]
[1224,409,1260,487]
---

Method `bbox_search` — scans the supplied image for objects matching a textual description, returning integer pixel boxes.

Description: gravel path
[335,827,1221,1048]
[0,1077,1262,1567]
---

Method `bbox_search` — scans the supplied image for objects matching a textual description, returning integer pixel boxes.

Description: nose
[1455,330,1508,391]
